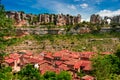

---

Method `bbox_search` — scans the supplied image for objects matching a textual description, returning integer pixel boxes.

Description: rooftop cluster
[4,50,95,80]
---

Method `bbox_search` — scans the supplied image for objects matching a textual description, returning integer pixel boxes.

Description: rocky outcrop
[90,14,102,24]
[111,15,120,23]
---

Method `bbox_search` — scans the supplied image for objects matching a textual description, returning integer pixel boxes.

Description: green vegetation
[0,2,14,37]
[32,33,120,52]
[17,64,42,80]
[0,35,33,50]
[1,32,120,53]
[0,66,13,80]
[91,49,120,80]
[0,64,72,80]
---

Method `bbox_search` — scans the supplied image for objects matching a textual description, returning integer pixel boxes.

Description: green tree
[43,71,57,80]
[92,54,120,80]
[56,71,72,80]
[17,64,42,80]
[0,66,13,80]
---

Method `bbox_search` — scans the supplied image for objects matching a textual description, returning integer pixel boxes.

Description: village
[1,0,120,80]
[3,49,111,80]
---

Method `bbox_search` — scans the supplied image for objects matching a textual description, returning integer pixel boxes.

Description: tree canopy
[92,53,120,80]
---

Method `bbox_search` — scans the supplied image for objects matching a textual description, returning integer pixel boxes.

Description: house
[4,49,94,79]
[101,52,112,55]
[4,53,21,72]
[80,52,95,60]
[82,75,95,80]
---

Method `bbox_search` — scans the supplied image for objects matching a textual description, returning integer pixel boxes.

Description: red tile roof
[64,59,78,66]
[5,58,14,64]
[9,53,20,60]
[59,64,69,71]
[44,52,53,59]
[4,50,94,79]
[26,58,40,63]
[69,52,80,59]
[74,60,92,71]
[55,61,63,66]
[39,63,55,74]
[82,75,94,80]
[4,53,20,64]
[4,56,9,60]
[61,56,69,61]
[102,52,112,55]
[74,61,82,69]
[80,52,94,59]
[53,52,63,57]
[39,60,47,65]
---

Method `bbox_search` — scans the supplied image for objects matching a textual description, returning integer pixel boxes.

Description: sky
[2,0,120,21]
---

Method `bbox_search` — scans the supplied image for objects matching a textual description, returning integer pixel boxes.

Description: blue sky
[2,0,120,21]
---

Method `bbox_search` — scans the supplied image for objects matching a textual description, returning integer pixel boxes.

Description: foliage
[0,66,13,80]
[0,2,14,37]
[0,64,72,80]
[56,71,72,80]
[77,70,86,78]
[92,54,120,80]
[17,64,42,80]
[0,3,13,28]
[43,71,57,80]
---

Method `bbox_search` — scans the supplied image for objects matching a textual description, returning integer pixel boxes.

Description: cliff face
[90,14,102,24]
[111,15,120,23]
[6,11,81,27]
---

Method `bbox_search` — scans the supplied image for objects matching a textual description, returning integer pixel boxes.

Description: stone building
[90,14,102,24]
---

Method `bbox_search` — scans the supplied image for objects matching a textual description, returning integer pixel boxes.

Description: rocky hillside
[4,35,120,54]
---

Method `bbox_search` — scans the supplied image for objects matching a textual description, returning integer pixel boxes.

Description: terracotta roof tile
[55,61,63,66]
[5,58,14,64]
[44,53,53,59]
[53,52,63,57]
[59,64,69,70]
[102,52,112,55]
[8,53,20,60]
[80,52,94,59]
[64,59,78,66]
[74,60,92,71]
[82,75,94,80]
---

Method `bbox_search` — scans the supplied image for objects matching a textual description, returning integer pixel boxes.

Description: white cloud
[81,18,90,22]
[96,9,120,17]
[31,0,94,21]
[32,0,77,15]
[80,3,88,8]
[67,5,76,10]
